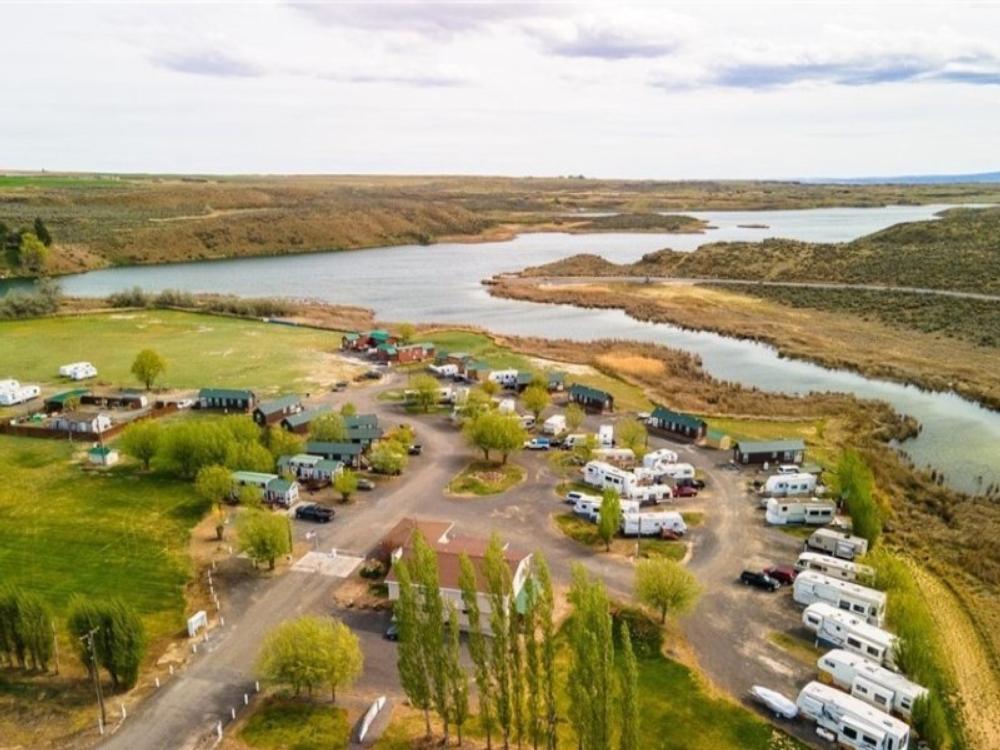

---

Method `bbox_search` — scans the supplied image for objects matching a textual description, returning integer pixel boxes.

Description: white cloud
[524,11,695,60]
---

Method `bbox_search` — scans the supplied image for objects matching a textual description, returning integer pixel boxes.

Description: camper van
[808,528,870,560]
[796,552,874,583]
[643,448,678,468]
[763,472,817,497]
[818,649,927,718]
[573,495,640,521]
[765,498,836,526]
[0,379,40,406]
[796,681,910,750]
[542,414,566,435]
[487,368,520,387]
[598,424,614,448]
[58,362,98,380]
[802,603,898,669]
[792,570,887,626]
[621,511,687,537]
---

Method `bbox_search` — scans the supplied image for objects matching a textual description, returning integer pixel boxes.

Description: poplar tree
[597,488,621,552]
[509,607,526,748]
[567,564,614,750]
[485,534,514,748]
[0,586,54,671]
[395,560,433,737]
[522,576,542,750]
[460,553,495,749]
[618,625,639,750]
[534,554,558,750]
[413,533,452,743]
[447,604,470,745]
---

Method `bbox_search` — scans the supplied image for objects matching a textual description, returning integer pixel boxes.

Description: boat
[750,685,798,719]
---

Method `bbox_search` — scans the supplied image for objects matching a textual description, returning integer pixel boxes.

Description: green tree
[119,419,161,471]
[461,387,494,420]
[311,413,347,442]
[410,373,441,413]
[446,604,470,745]
[33,217,52,246]
[262,426,303,459]
[238,484,263,509]
[225,440,274,473]
[395,559,433,737]
[564,403,585,433]
[237,510,291,570]
[508,596,526,748]
[130,349,166,390]
[523,575,541,750]
[618,624,639,750]
[635,558,701,624]
[534,554,558,750]
[835,450,882,546]
[484,534,514,748]
[333,468,358,502]
[567,564,614,750]
[573,434,599,465]
[0,586,54,671]
[340,402,357,418]
[480,379,500,397]
[195,464,232,506]
[256,616,361,699]
[459,553,494,749]
[597,487,621,552]
[616,418,648,459]
[464,412,526,464]
[398,322,416,344]
[67,597,146,691]
[521,385,550,421]
[413,534,451,742]
[323,616,363,702]
[161,421,231,478]
[17,232,48,272]
[370,441,408,475]
[911,692,949,749]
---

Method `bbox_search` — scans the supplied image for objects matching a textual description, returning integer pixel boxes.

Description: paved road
[501,273,1000,301]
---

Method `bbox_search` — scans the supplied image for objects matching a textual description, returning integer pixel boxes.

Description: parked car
[295,504,334,523]
[363,370,383,380]
[739,570,781,591]
[677,477,706,490]
[524,437,551,450]
[673,485,699,498]
[660,528,683,541]
[384,623,399,641]
[333,381,349,392]
[357,478,376,491]
[408,443,422,456]
[764,564,798,585]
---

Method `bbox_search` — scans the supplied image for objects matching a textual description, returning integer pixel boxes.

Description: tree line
[1,217,52,273]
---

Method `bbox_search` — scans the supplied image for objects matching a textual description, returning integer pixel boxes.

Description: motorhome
[582,461,672,502]
[621,511,687,537]
[542,414,566,435]
[793,570,887,626]
[818,649,927,718]
[0,379,40,406]
[598,424,614,448]
[765,498,837,526]
[796,552,874,583]
[796,681,910,750]
[58,362,98,380]
[643,448,678,468]
[763,472,817,497]
[572,495,640,521]
[808,528,870,560]
[802,603,898,668]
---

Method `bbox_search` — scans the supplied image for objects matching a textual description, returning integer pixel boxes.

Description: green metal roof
[278,453,321,468]
[735,439,806,453]
[255,394,302,415]
[378,344,398,355]
[267,477,296,493]
[199,388,255,401]
[305,441,363,456]
[343,332,360,341]
[548,371,566,383]
[369,329,392,342]
[343,413,378,428]
[465,360,490,371]
[282,406,331,428]
[347,425,383,441]
[706,428,729,441]
[650,405,705,431]
[231,471,278,484]
[45,389,90,405]
[569,383,613,403]
[516,371,535,385]
[316,459,343,472]
[88,445,115,456]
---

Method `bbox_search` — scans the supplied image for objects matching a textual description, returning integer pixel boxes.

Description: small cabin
[648,405,706,440]
[733,438,805,465]
[568,383,614,412]
[198,388,256,412]
[253,395,303,426]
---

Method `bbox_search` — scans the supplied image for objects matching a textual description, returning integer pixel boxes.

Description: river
[4,204,998,492]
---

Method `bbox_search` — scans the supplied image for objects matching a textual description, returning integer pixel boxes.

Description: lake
[4,204,998,492]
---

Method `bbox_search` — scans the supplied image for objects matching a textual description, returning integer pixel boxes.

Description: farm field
[0,310,357,396]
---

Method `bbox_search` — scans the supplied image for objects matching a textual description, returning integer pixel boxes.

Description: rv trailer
[763,472,817,497]
[572,495,640,522]
[807,528,870,560]
[802,603,897,669]
[795,552,874,583]
[765,498,836,526]
[792,570,887,626]
[796,681,910,750]
[817,649,927,718]
[620,511,687,537]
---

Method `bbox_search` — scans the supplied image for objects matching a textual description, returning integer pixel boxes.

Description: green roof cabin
[568,383,614,412]
[733,439,806,466]
[649,405,707,440]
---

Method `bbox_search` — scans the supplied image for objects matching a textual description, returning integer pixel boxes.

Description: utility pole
[52,621,60,675]
[80,627,107,732]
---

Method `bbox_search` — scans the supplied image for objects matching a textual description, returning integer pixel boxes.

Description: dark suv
[739,570,781,591]
[295,504,334,523]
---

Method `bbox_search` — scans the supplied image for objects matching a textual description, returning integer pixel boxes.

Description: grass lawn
[681,511,705,527]
[768,631,823,667]
[706,416,836,469]
[239,698,349,750]
[0,310,353,395]
[0,435,208,642]
[554,512,685,561]
[448,461,525,496]
[423,331,534,371]
[778,525,816,540]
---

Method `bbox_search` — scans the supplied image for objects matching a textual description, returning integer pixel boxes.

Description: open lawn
[238,699,349,750]
[447,461,525,497]
[422,330,534,371]
[0,435,207,642]
[555,513,686,561]
[0,310,356,396]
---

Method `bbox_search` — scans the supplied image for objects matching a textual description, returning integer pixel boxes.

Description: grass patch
[0,310,352,394]
[768,631,823,666]
[681,511,705,527]
[423,331,533,371]
[448,461,525,496]
[239,698,349,750]
[777,525,816,539]
[555,513,685,561]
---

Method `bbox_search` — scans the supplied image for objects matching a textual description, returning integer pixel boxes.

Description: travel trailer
[808,528,870,560]
[793,570,887,626]
[620,511,687,537]
[796,681,910,750]
[428,363,459,378]
[598,424,614,448]
[583,461,672,502]
[542,414,566,435]
[562,433,590,448]
[796,552,874,583]
[0,379,40,406]
[572,495,640,521]
[487,368,519,387]
[592,448,635,467]
[643,448,678,468]
[763,472,817,497]
[818,649,927,718]
[58,362,98,380]
[658,462,695,481]
[802,603,898,668]
[765,498,837,526]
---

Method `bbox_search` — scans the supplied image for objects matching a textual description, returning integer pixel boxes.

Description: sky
[1,0,999,179]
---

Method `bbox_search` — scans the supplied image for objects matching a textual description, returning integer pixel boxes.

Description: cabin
[796,552,874,584]
[818,649,927,718]
[280,406,331,434]
[568,383,614,412]
[383,518,532,634]
[198,388,256,412]
[342,330,398,352]
[346,423,383,447]
[802,603,897,668]
[44,389,91,412]
[253,395,303,426]
[793,571,887,626]
[304,441,364,468]
[278,454,343,482]
[79,391,148,410]
[513,371,536,392]
[344,413,379,428]
[808,528,870,560]
[396,342,436,365]
[733,438,805,465]
[648,405,706,440]
[230,471,300,506]
[701,428,732,451]
[462,361,491,382]
[0,379,41,406]
[52,411,112,434]
[796,681,910,750]
[765,498,836,526]
[87,445,120,466]
[547,371,566,392]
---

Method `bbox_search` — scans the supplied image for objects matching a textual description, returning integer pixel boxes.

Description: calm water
[4,204,998,492]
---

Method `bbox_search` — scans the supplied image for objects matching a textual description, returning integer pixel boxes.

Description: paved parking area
[292,551,364,577]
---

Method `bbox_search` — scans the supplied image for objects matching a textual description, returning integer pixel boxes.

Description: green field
[447,461,525,496]
[0,435,207,640]
[239,699,349,750]
[0,310,352,395]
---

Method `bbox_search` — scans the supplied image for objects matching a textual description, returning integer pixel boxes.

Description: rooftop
[305,441,363,456]
[199,387,255,400]
[282,405,331,428]
[255,394,302,415]
[651,405,706,430]
[569,383,613,402]
[735,438,806,453]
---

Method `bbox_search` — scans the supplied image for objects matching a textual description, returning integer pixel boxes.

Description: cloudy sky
[1,1,998,178]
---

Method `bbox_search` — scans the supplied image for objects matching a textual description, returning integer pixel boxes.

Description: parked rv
[620,511,686,537]
[573,495,640,521]
[796,681,910,750]
[817,649,927,718]
[542,414,566,435]
[592,447,635,466]
[792,570,887,626]
[763,472,817,497]
[0,379,40,406]
[659,462,695,481]
[802,603,898,668]
[796,552,875,583]
[807,528,870,560]
[765,498,836,525]
[642,448,678,468]
[598,424,614,448]
[58,362,98,381]
[565,490,599,505]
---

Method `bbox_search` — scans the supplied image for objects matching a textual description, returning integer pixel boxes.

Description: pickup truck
[524,437,551,450]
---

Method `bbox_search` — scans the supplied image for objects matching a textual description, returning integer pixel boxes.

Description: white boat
[749,685,798,719]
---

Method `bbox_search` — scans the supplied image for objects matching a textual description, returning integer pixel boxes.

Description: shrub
[611,605,663,658]
[107,287,150,308]
[359,559,387,579]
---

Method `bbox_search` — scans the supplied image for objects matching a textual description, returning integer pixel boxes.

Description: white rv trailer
[659,462,695,481]
[428,363,459,378]
[592,447,635,466]
[776,464,800,475]
[802,603,898,668]
[573,495,640,521]
[763,472,817,497]
[582,461,672,502]
[487,368,519,387]
[542,414,566,435]
[796,552,874,583]
[562,433,590,448]
[0,379,40,406]
[765,498,836,526]
[793,570,887,626]
[620,511,687,537]
[818,649,927,718]
[808,528,870,560]
[598,424,614,448]
[643,448,678,468]
[58,362,98,380]
[796,681,910,750]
